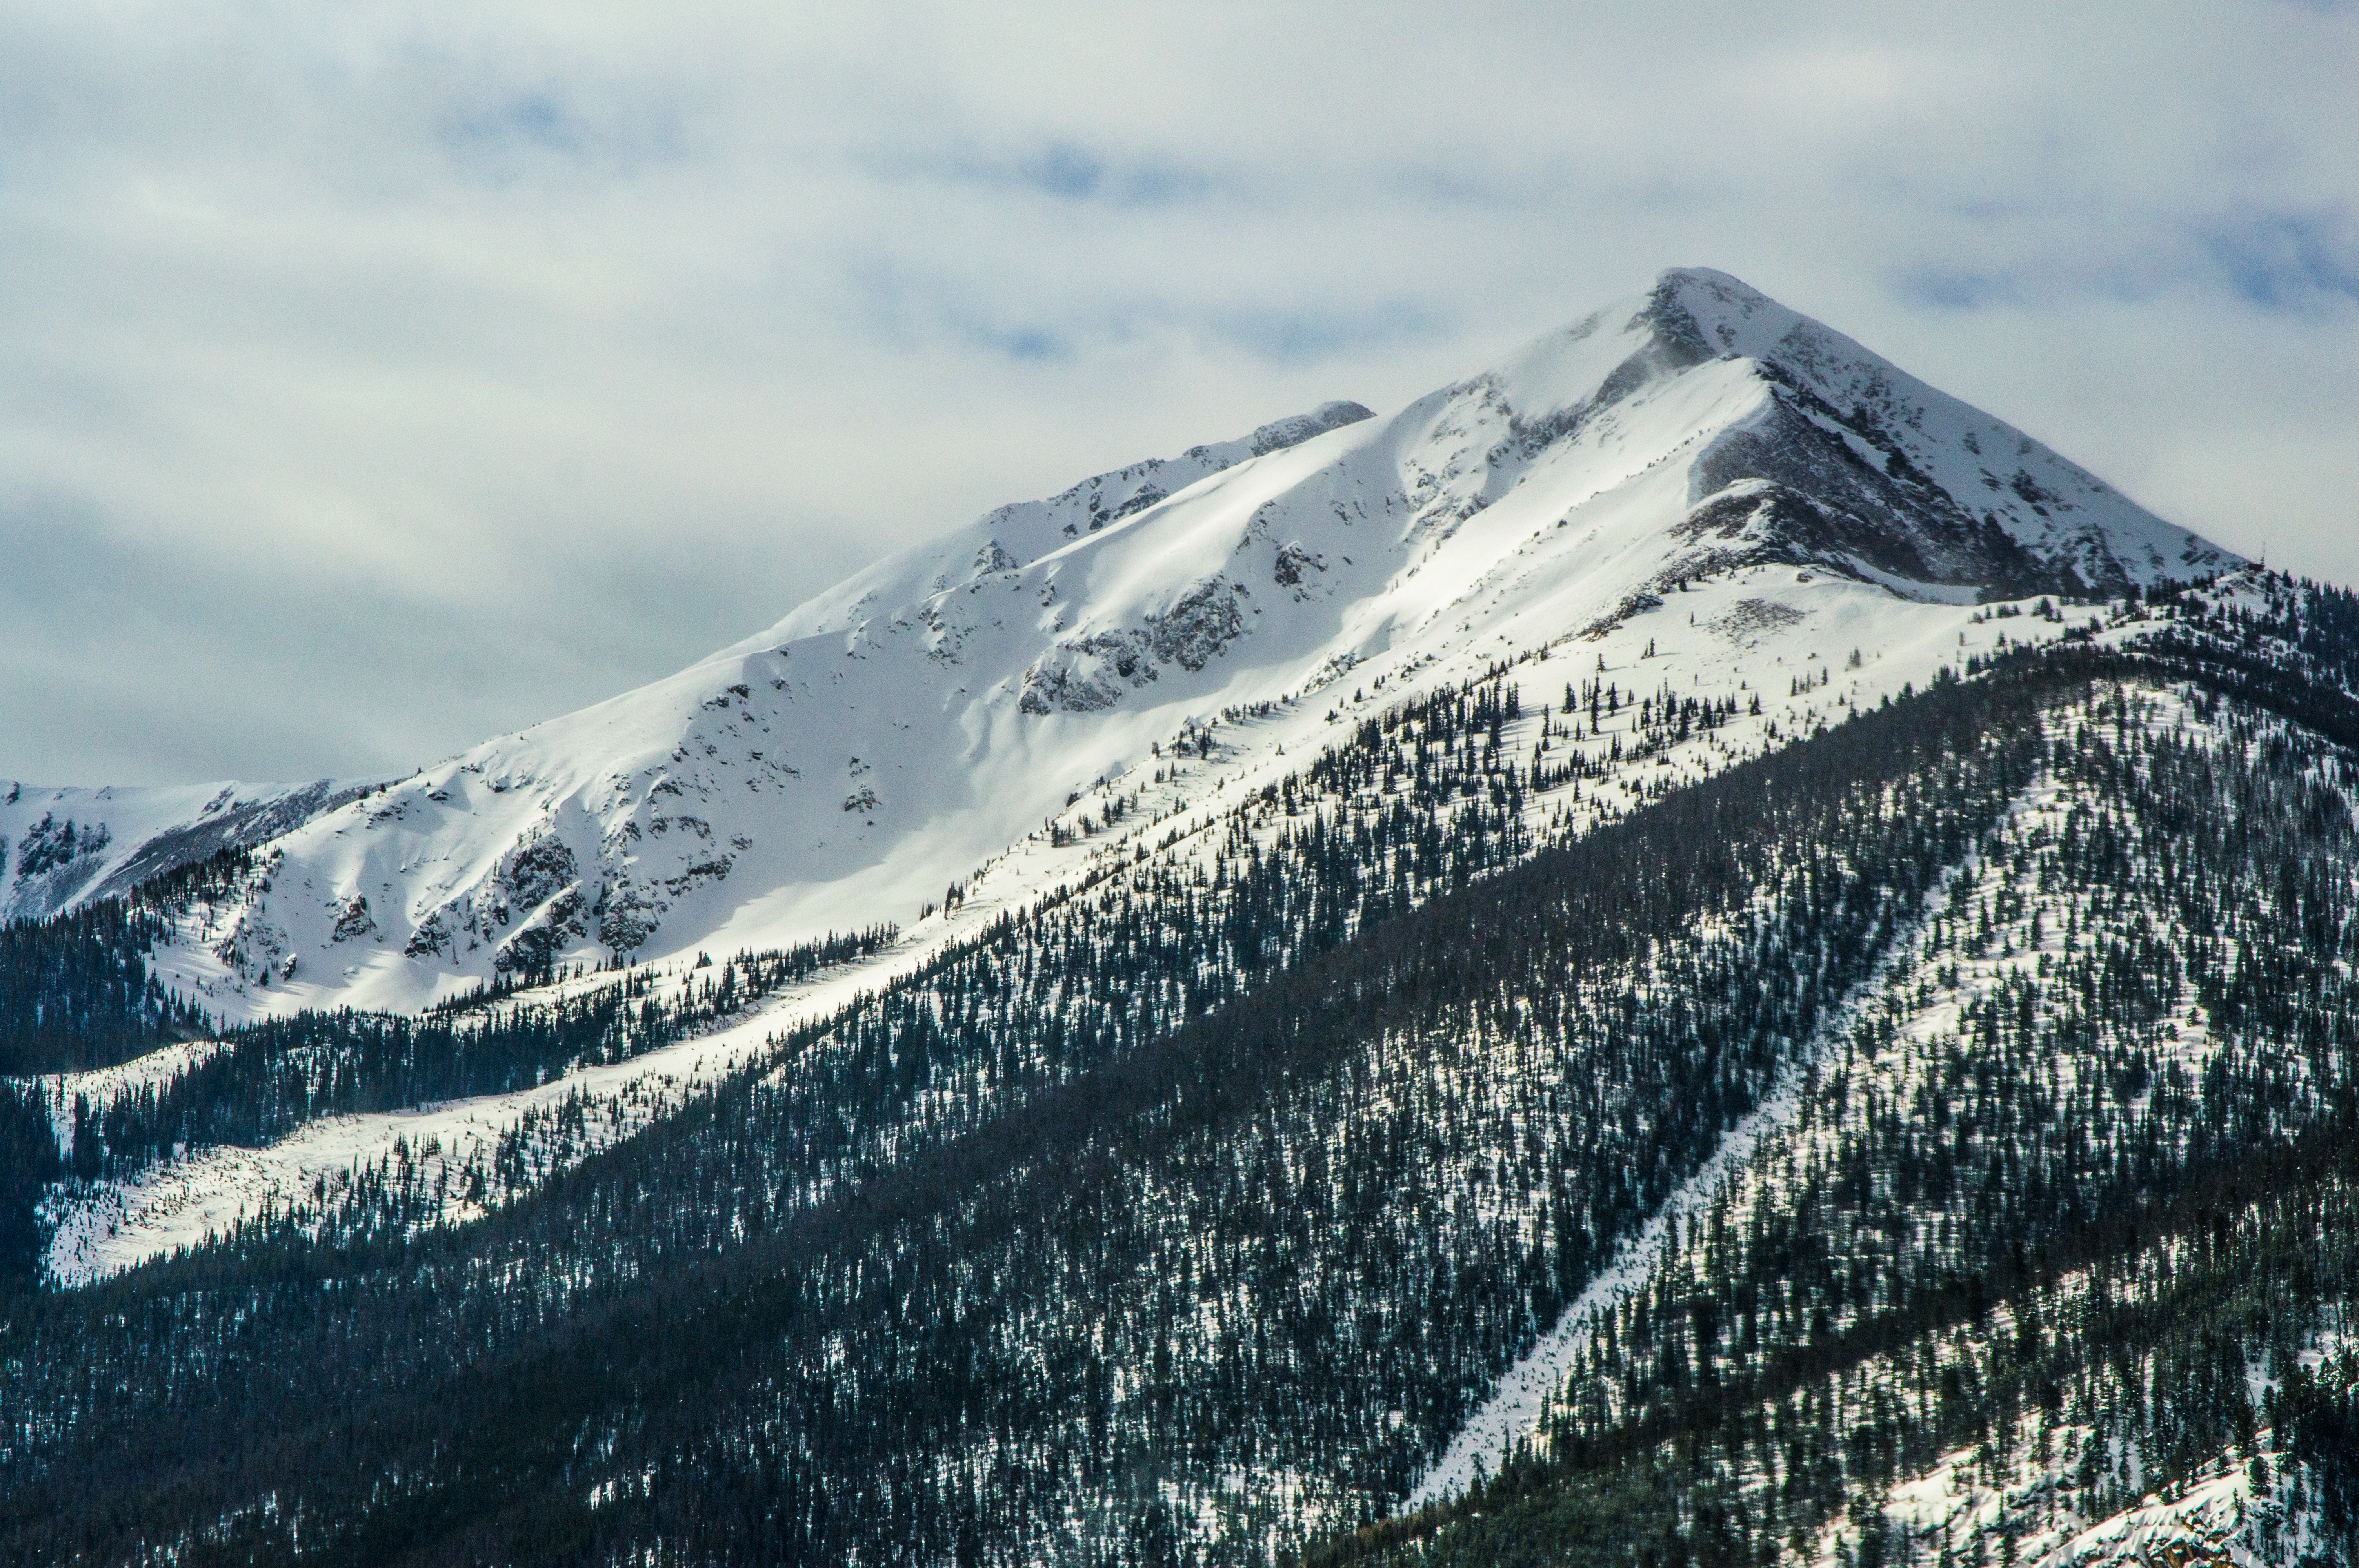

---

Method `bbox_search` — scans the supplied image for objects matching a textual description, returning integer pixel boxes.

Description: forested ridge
[2,577,2357,1564]
[1313,676,2359,1566]
[44,924,898,1187]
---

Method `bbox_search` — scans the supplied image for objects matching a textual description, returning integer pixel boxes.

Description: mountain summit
[0,270,2232,1016]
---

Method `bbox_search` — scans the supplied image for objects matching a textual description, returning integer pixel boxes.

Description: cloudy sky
[3,2,2353,785]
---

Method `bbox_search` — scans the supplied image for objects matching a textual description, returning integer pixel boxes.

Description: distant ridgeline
[5,577,2359,1565]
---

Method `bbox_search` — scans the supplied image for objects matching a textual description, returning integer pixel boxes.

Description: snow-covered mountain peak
[1468,266,2226,597]
[11,270,2239,1020]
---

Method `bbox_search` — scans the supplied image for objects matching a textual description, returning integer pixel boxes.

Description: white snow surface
[0,778,367,923]
[45,267,2228,1025]
[2032,1471,2258,1568]
[1870,1422,2334,1567]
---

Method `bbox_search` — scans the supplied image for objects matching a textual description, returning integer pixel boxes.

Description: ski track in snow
[1403,789,1995,1510]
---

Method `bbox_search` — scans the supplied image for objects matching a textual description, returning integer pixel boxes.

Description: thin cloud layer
[1,1,2352,783]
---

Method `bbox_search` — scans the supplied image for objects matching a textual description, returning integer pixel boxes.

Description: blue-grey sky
[3,2,2354,784]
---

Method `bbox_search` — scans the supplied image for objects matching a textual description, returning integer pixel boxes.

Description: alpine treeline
[40,922,900,1191]
[0,844,268,1075]
[0,900,211,1076]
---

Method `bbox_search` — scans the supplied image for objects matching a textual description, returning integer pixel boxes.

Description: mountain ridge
[0,268,2234,1028]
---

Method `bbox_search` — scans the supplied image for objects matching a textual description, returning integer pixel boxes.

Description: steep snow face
[765,399,1379,644]
[1637,269,2225,595]
[123,269,2233,1019]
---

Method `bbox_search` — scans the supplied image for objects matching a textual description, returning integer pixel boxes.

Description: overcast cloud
[2,1,2353,784]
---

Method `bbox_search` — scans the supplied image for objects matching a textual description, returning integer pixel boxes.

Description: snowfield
[13,270,2223,1024]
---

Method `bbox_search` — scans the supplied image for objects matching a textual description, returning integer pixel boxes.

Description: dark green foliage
[55,924,901,1185]
[1305,620,2359,1566]
[0,1081,59,1279]
[0,900,211,1075]
[1326,1145,2359,1568]
[0,843,261,1076]
[0,657,2050,1564]
[2291,1380,2359,1556]
[1329,1461,1746,1568]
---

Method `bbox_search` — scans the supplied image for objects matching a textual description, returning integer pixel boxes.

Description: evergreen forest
[2,579,2357,1564]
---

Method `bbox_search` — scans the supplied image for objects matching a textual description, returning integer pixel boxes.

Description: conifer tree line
[0,897,204,1074]
[1,579,2357,1564]
[22,659,1558,1264]
[26,922,899,1200]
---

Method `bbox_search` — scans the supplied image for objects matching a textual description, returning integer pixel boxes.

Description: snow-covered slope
[59,268,2235,1022]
